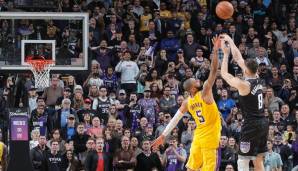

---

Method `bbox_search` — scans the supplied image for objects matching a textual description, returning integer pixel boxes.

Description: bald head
[183,78,197,92]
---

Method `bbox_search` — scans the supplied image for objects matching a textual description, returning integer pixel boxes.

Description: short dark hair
[245,58,258,74]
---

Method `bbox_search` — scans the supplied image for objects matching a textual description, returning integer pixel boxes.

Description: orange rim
[27,60,54,72]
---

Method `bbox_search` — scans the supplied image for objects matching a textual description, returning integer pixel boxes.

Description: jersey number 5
[196,111,205,124]
[258,94,263,109]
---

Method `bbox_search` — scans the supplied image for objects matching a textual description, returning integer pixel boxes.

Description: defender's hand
[151,135,165,151]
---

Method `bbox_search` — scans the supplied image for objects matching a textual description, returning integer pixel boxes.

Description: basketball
[216,1,234,20]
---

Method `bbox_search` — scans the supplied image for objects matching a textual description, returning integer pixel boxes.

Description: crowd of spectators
[0,0,298,170]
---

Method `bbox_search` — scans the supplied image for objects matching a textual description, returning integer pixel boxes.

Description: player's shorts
[239,118,269,157]
[186,140,221,171]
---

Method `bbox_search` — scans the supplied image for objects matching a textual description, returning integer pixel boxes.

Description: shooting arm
[161,100,188,136]
[221,53,249,95]
[229,41,247,72]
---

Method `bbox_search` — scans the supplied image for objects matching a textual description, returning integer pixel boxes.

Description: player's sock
[237,158,250,171]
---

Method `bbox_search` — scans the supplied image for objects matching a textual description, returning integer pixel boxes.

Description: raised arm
[220,40,250,96]
[201,36,220,104]
[222,34,247,72]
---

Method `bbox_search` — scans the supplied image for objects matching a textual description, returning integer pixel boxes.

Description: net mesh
[27,60,54,90]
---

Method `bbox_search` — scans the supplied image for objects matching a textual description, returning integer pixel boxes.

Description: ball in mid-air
[216,1,234,20]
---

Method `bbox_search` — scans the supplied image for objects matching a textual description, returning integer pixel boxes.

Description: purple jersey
[32,115,48,136]
[138,98,157,125]
[165,148,184,171]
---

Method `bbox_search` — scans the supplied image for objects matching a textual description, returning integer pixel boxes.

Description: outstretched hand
[220,35,231,57]
[151,135,165,151]
[212,35,221,51]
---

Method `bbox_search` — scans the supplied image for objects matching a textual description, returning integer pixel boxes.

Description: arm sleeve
[162,110,183,136]
[115,61,122,72]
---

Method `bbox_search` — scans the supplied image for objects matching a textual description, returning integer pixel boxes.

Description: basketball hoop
[27,59,54,90]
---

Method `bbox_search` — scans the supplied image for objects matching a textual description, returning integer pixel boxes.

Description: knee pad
[237,158,250,171]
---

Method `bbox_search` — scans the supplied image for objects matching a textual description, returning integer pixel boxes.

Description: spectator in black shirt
[135,139,162,171]
[30,136,49,171]
[73,123,90,155]
[46,140,65,171]
[77,98,98,122]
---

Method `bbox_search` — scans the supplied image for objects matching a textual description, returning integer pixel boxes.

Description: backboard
[0,12,89,70]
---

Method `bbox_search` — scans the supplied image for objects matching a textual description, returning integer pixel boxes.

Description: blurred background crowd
[0,0,298,171]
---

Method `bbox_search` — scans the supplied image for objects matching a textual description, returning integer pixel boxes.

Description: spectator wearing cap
[138,87,159,125]
[114,89,129,118]
[175,49,189,80]
[77,98,98,122]
[115,51,139,94]
[42,76,63,108]
[159,86,176,112]
[160,30,181,61]
[182,34,201,62]
[56,87,72,107]
[61,114,77,140]
[92,86,111,125]
[55,98,78,129]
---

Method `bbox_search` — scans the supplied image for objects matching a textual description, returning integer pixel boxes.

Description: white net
[28,60,54,91]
